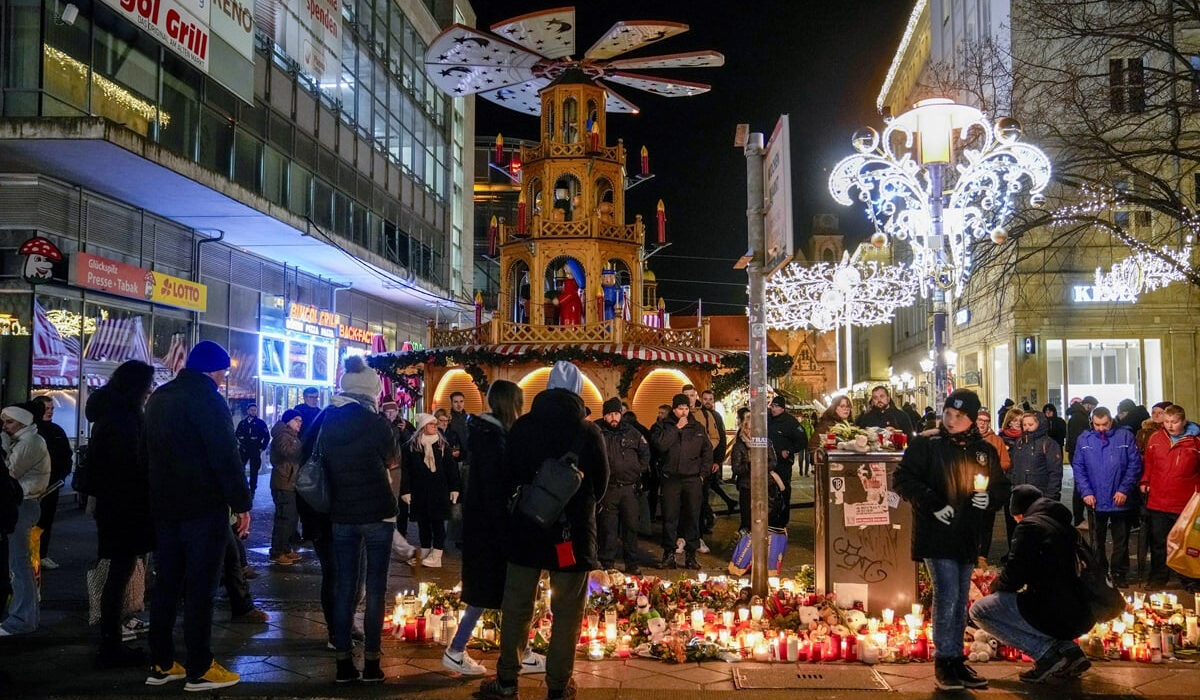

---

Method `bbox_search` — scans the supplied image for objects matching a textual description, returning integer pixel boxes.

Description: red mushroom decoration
[18,236,63,282]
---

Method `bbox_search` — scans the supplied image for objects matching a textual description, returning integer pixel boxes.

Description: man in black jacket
[596,397,650,575]
[143,340,251,691]
[292,387,321,438]
[235,403,269,497]
[652,393,713,570]
[970,485,1092,683]
[1066,396,1097,526]
[767,396,806,523]
[895,389,1009,691]
[484,361,607,700]
[856,385,915,434]
[1115,398,1150,433]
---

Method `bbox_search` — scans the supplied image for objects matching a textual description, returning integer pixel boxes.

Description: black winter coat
[994,497,1093,640]
[767,410,807,470]
[894,429,1011,562]
[461,413,510,608]
[402,433,461,521]
[144,369,251,521]
[505,389,608,572]
[313,400,398,524]
[32,418,72,483]
[596,419,649,484]
[236,416,269,453]
[1118,405,1151,434]
[1045,414,1067,448]
[729,435,779,489]
[1066,403,1090,458]
[85,386,153,559]
[652,415,713,478]
[856,403,915,434]
[1008,412,1064,501]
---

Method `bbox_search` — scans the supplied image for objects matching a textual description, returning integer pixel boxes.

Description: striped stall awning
[440,343,737,366]
[30,374,105,388]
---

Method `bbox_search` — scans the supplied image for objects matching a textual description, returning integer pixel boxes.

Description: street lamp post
[829,98,1051,411]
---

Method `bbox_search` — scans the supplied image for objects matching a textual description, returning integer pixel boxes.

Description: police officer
[651,393,713,570]
[596,398,650,575]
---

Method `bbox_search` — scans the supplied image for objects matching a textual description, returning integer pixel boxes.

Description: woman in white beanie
[1,404,51,636]
[400,412,460,568]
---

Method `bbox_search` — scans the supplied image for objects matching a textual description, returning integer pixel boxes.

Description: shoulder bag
[295,422,332,513]
[511,431,586,529]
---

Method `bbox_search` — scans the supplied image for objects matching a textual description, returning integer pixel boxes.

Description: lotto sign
[149,270,208,312]
[103,0,211,72]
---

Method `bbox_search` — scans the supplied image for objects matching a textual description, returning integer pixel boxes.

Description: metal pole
[745,132,769,596]
[928,163,949,412]
[846,323,853,387]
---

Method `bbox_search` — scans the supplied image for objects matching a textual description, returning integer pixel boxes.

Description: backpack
[1075,531,1126,623]
[0,468,23,535]
[510,432,586,529]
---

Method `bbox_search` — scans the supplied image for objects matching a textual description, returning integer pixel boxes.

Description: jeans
[924,558,974,660]
[311,519,336,632]
[497,563,588,693]
[1093,510,1131,579]
[150,510,229,678]
[331,521,392,654]
[450,604,484,652]
[660,475,703,553]
[270,489,298,557]
[222,525,253,616]
[599,483,639,565]
[970,591,1056,661]
[416,516,446,550]
[1,500,41,634]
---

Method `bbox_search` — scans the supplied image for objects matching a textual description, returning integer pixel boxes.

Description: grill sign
[106,0,210,71]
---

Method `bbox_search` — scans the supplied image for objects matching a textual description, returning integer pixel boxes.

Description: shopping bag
[86,557,147,625]
[728,528,788,575]
[1166,491,1200,579]
[728,533,752,575]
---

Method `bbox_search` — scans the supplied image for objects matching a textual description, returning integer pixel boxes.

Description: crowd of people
[6,349,1200,692]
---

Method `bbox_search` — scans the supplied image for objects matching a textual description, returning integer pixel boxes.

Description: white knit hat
[1,405,33,427]
[339,355,382,398]
[415,412,437,431]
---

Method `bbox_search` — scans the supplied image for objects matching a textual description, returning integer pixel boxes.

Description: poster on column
[843,462,891,527]
[271,0,340,86]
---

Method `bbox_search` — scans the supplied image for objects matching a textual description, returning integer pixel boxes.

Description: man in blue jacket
[1072,406,1142,587]
[144,341,252,692]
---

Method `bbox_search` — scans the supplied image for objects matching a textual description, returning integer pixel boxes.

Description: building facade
[0,0,476,441]
[872,0,1200,414]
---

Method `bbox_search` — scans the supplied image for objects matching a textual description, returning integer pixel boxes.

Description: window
[1109,57,1145,113]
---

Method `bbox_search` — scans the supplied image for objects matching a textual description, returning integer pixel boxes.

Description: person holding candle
[894,389,1010,691]
[1072,406,1142,588]
[1140,404,1200,591]
[970,485,1093,683]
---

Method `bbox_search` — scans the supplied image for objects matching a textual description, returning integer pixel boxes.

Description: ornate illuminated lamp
[828,98,1051,408]
[1092,237,1193,303]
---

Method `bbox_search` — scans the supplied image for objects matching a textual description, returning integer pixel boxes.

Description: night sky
[468,1,914,314]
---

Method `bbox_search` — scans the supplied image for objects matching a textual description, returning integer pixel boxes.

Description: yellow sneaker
[145,661,186,686]
[183,660,240,692]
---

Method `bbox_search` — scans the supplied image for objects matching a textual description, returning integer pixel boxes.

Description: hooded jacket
[596,417,650,485]
[144,369,251,520]
[2,423,49,500]
[505,388,609,572]
[85,385,153,558]
[1117,404,1151,434]
[1008,412,1064,501]
[895,428,1010,562]
[1065,402,1091,457]
[994,496,1093,639]
[311,397,398,524]
[1141,423,1200,514]
[1072,425,1142,512]
[652,413,713,478]
[269,420,302,491]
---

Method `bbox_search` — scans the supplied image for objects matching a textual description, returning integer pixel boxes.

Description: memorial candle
[723,610,735,627]
[882,608,895,625]
[973,473,989,492]
[691,608,705,630]
[787,635,800,662]
[751,604,764,621]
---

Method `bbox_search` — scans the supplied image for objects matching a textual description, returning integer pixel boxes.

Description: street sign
[764,115,794,277]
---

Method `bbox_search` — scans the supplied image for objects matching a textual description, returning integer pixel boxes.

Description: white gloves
[934,505,955,525]
[401,494,411,505]
[971,492,989,510]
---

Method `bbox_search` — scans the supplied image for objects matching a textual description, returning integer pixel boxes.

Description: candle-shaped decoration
[751,604,764,621]
[487,216,499,257]
[494,133,504,163]
[722,610,734,627]
[655,199,666,244]
[911,603,923,618]
[474,290,484,327]
[738,607,750,622]
[517,189,527,234]
[882,608,895,626]
[657,297,666,328]
[640,145,649,175]
[973,473,989,492]
[588,639,604,660]
[589,120,600,151]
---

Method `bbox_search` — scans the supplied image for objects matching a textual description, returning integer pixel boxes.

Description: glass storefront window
[1145,339,1163,406]
[991,344,1010,413]
[1047,339,1064,413]
[288,340,309,380]
[227,330,259,402]
[1064,339,1142,408]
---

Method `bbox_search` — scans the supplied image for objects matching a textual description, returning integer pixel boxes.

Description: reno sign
[103,0,211,71]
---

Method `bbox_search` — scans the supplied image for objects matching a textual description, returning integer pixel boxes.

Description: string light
[765,252,918,331]
[44,45,170,128]
[1093,237,1193,303]
[828,102,1051,298]
[876,0,928,113]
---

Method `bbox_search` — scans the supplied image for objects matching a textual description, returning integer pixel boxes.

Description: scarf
[1097,429,1109,446]
[1001,426,1022,440]
[419,432,440,473]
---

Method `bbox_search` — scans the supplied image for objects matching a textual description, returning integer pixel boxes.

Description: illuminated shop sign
[338,323,372,345]
[70,252,207,312]
[101,0,211,71]
[286,302,338,339]
[1071,284,1134,304]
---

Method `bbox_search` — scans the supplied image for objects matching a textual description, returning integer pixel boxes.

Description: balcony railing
[428,317,710,348]
[498,219,644,246]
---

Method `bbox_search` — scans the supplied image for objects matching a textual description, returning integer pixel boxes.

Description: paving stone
[660,665,731,684]
[623,674,702,690]
[1134,672,1200,695]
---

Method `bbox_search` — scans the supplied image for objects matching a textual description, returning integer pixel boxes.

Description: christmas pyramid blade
[478,78,551,115]
[606,50,725,70]
[583,20,689,60]
[425,24,543,96]
[490,6,576,59]
[604,71,711,97]
[599,82,640,114]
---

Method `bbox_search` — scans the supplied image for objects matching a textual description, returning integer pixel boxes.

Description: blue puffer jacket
[1008,411,1064,501]
[1071,425,1143,512]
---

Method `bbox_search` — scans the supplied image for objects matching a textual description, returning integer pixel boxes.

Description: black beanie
[602,397,623,415]
[1009,484,1043,516]
[672,393,691,409]
[945,389,981,421]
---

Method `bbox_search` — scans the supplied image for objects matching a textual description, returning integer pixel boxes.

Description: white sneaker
[520,650,546,675]
[392,533,415,559]
[443,648,486,675]
[40,558,59,570]
[697,539,710,554]
[422,548,443,568]
[675,538,685,554]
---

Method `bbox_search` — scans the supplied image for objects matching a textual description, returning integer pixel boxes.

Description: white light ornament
[828,99,1052,298]
[1093,237,1193,303]
[765,251,918,331]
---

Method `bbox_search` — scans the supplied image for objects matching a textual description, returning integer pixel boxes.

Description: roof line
[876,0,928,114]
